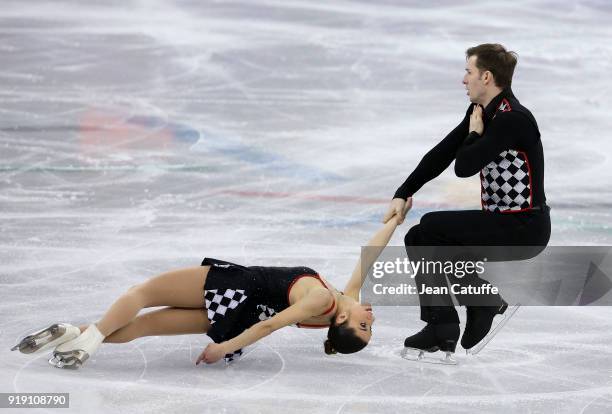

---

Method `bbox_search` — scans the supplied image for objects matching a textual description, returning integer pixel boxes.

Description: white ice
[1,0,612,413]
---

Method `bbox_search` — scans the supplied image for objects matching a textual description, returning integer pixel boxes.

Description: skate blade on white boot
[467,304,520,355]
[401,347,458,365]
[48,353,86,370]
[50,324,104,370]
[11,324,80,354]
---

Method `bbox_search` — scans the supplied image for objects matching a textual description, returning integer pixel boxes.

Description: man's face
[463,55,486,104]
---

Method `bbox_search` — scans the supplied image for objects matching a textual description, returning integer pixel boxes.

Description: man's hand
[469,104,484,135]
[383,197,413,224]
[196,342,227,365]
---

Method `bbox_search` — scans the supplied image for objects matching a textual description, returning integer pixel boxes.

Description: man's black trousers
[404,207,551,324]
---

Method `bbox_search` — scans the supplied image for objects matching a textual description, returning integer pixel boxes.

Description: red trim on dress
[287,273,335,329]
[296,322,330,329]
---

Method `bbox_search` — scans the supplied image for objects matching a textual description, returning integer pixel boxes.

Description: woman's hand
[196,342,227,365]
[469,104,484,135]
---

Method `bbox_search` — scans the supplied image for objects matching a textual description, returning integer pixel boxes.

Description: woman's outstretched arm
[343,213,402,300]
[196,288,333,364]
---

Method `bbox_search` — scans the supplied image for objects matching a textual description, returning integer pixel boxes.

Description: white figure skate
[11,323,81,354]
[49,324,104,369]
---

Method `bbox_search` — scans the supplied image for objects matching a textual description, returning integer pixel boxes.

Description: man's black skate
[462,300,520,354]
[401,323,459,365]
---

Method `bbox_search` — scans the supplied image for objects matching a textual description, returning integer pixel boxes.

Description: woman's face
[347,302,375,342]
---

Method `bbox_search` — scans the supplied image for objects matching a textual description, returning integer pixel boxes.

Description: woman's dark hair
[324,317,368,355]
[466,43,518,89]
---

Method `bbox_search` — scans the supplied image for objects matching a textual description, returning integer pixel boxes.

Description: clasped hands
[383,197,413,225]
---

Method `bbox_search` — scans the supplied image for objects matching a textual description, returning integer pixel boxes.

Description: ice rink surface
[2,0,612,412]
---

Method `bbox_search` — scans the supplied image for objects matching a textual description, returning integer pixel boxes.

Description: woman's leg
[92,266,209,337]
[94,307,210,343]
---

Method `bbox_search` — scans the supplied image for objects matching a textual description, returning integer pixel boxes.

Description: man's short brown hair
[466,44,518,89]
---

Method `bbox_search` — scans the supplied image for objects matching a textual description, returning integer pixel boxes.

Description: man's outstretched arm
[385,107,473,224]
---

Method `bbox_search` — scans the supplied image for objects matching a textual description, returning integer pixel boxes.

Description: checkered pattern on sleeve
[204,289,248,324]
[480,149,532,212]
[256,304,277,321]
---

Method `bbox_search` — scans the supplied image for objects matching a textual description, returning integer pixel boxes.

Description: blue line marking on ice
[127,115,344,183]
[126,116,200,145]
[170,124,200,144]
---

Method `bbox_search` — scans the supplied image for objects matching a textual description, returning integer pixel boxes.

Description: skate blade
[467,304,520,355]
[11,324,64,354]
[48,355,71,369]
[401,347,457,365]
[50,350,89,369]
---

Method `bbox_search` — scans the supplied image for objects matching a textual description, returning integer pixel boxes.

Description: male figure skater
[383,43,551,362]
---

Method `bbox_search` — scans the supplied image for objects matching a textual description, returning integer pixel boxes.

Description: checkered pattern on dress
[481,149,532,212]
[224,349,243,364]
[204,289,247,324]
[256,304,277,321]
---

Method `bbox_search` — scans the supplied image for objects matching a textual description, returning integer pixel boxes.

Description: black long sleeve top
[394,88,546,213]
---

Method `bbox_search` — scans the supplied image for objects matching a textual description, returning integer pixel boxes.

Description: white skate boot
[49,324,105,369]
[11,323,81,354]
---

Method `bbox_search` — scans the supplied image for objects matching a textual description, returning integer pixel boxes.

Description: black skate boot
[401,323,459,365]
[461,300,520,354]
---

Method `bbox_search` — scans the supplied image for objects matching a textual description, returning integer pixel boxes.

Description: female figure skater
[12,211,406,369]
